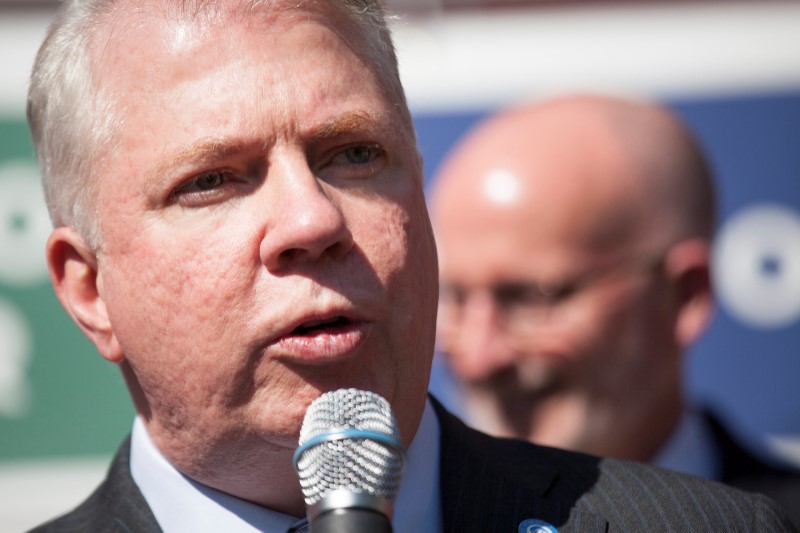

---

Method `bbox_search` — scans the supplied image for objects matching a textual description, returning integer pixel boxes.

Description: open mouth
[291,316,351,336]
[276,314,367,362]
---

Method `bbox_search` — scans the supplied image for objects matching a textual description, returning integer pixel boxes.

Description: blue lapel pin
[519,518,559,533]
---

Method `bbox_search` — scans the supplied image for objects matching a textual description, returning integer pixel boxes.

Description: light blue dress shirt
[130,399,442,532]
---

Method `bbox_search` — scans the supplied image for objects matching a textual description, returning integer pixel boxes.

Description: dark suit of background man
[430,93,800,527]
[26,1,796,531]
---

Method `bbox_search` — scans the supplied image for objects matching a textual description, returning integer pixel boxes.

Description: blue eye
[331,144,383,167]
[169,169,239,206]
[318,143,386,182]
[343,145,376,164]
[193,171,226,190]
[175,170,230,195]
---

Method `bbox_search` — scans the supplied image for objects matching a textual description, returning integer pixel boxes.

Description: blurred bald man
[430,94,800,525]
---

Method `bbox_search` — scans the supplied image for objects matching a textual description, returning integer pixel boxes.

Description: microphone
[293,388,405,533]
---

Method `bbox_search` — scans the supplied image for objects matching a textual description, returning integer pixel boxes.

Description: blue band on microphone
[293,428,405,470]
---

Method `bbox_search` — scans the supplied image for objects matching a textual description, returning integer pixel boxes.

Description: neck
[142,421,306,516]
[194,450,306,517]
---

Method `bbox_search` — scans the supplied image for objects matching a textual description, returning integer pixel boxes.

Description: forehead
[79,0,417,229]
[89,1,391,103]
[95,0,344,33]
[90,1,404,149]
[435,168,642,284]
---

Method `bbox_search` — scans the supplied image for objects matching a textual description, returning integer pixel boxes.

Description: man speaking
[27,0,795,531]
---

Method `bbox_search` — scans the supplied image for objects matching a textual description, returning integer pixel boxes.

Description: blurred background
[1,0,799,530]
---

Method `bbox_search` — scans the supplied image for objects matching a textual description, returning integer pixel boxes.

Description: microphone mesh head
[295,388,405,506]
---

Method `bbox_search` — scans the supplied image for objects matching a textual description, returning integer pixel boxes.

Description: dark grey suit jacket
[704,410,800,528]
[31,400,796,532]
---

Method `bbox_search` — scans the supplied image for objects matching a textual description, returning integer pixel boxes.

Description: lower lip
[274,322,369,364]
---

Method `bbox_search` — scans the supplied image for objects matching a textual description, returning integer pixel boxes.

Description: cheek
[383,194,437,307]
[101,226,256,368]
[351,184,433,283]
[563,291,660,370]
[393,196,439,363]
[363,207,409,277]
[353,190,437,349]
[530,297,635,365]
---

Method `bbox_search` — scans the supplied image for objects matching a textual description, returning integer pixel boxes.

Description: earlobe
[46,227,124,363]
[664,239,715,347]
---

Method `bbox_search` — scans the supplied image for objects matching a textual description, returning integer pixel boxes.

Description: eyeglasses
[437,255,664,340]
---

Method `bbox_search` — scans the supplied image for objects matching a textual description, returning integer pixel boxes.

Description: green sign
[0,118,133,460]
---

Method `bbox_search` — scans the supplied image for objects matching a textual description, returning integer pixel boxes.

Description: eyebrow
[154,139,255,177]
[139,138,260,205]
[154,112,382,173]
[310,111,383,141]
[144,111,397,195]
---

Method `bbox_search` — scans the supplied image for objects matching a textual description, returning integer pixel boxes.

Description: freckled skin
[81,3,437,514]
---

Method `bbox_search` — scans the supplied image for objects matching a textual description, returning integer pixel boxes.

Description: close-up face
[83,2,438,477]
[437,200,670,398]
[433,113,678,435]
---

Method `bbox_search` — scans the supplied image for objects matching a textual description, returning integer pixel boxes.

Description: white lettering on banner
[0,297,32,417]
[712,203,800,329]
[0,161,51,286]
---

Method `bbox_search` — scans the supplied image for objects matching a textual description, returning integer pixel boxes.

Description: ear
[46,227,124,363]
[662,238,715,347]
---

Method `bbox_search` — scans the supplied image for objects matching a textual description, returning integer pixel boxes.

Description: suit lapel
[432,397,607,532]
[85,436,162,531]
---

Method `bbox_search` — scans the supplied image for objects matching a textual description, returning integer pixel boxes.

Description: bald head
[431,95,717,460]
[431,95,715,262]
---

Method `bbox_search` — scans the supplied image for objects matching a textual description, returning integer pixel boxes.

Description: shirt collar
[130,399,441,532]
[394,397,442,533]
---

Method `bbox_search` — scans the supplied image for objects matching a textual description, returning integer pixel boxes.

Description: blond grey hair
[27,0,409,249]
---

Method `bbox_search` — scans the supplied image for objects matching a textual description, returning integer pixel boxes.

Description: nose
[444,291,518,383]
[259,154,354,272]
